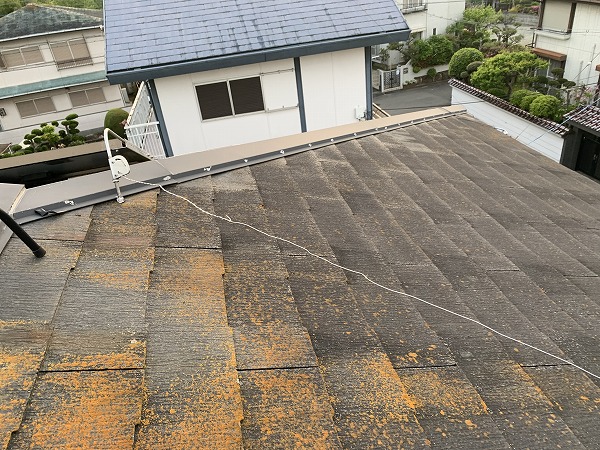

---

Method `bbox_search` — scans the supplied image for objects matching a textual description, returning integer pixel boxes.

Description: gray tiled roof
[2,114,600,447]
[565,105,600,134]
[104,0,409,77]
[0,4,102,41]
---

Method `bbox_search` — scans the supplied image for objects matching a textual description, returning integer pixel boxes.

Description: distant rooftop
[104,0,410,82]
[0,3,102,42]
[565,105,600,134]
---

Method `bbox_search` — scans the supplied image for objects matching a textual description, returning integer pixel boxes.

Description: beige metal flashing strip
[1,106,466,255]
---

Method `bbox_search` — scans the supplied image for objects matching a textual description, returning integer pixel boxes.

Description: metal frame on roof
[0,106,466,256]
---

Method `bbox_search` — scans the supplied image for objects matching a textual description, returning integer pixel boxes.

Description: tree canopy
[0,0,102,17]
[470,51,548,98]
[446,6,502,50]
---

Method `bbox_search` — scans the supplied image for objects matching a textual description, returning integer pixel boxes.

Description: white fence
[378,61,449,93]
[451,86,565,162]
[124,82,166,159]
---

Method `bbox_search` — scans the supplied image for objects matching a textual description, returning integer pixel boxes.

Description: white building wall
[156,48,369,155]
[0,81,125,145]
[155,59,301,155]
[535,1,600,86]
[451,87,564,162]
[301,48,367,132]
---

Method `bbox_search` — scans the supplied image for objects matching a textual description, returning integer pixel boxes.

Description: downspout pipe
[0,208,46,258]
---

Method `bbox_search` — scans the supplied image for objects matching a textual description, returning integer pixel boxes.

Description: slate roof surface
[0,4,102,42]
[2,114,600,448]
[104,0,409,74]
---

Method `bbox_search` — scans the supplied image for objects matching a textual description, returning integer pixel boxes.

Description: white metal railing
[124,122,165,160]
[124,81,166,159]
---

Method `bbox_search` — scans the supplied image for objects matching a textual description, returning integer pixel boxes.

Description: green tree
[402,35,454,69]
[448,47,484,78]
[447,6,502,50]
[529,95,562,120]
[0,0,22,17]
[470,51,547,98]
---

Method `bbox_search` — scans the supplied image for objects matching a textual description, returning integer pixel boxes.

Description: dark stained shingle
[2,114,600,447]
[0,4,102,41]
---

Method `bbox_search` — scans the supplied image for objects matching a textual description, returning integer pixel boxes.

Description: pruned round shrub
[529,95,561,119]
[510,89,537,107]
[448,48,484,78]
[427,68,437,80]
[104,108,129,139]
[520,92,542,111]
[466,61,483,74]
[487,87,509,99]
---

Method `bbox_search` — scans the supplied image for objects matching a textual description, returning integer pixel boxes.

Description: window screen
[50,38,91,68]
[16,97,56,118]
[22,46,44,64]
[196,77,264,120]
[230,77,264,115]
[196,82,233,120]
[1,49,25,68]
[50,41,72,62]
[69,88,106,107]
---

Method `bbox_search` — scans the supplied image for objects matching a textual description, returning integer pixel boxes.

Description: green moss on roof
[0,3,102,41]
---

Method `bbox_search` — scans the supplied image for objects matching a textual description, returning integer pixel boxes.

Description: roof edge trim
[106,30,411,84]
[0,25,102,43]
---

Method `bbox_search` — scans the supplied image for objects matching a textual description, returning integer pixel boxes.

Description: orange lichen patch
[233,324,316,370]
[150,250,228,323]
[323,352,425,447]
[400,368,489,418]
[0,348,45,449]
[240,369,339,449]
[135,368,243,450]
[14,370,143,450]
[45,347,146,372]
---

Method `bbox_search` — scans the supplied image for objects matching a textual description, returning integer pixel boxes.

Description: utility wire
[123,174,600,381]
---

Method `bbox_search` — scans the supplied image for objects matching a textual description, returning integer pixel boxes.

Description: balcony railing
[55,57,94,70]
[401,0,427,13]
[124,81,166,159]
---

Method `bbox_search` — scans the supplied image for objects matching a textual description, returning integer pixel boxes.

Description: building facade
[533,0,600,87]
[0,5,128,146]
[104,0,411,156]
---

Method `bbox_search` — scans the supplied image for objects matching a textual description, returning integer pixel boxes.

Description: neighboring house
[103,0,411,156]
[2,109,600,447]
[561,105,600,179]
[533,0,600,86]
[396,0,465,41]
[0,4,129,146]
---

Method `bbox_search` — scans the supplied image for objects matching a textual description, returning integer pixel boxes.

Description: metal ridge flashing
[2,105,465,233]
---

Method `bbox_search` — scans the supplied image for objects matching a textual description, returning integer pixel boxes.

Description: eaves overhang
[106,30,411,84]
[0,25,102,43]
[0,70,107,99]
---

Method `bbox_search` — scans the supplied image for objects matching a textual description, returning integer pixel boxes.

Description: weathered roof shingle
[2,114,600,448]
[0,4,102,42]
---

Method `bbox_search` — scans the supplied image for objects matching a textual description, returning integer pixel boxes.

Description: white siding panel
[155,59,301,155]
[301,48,366,132]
